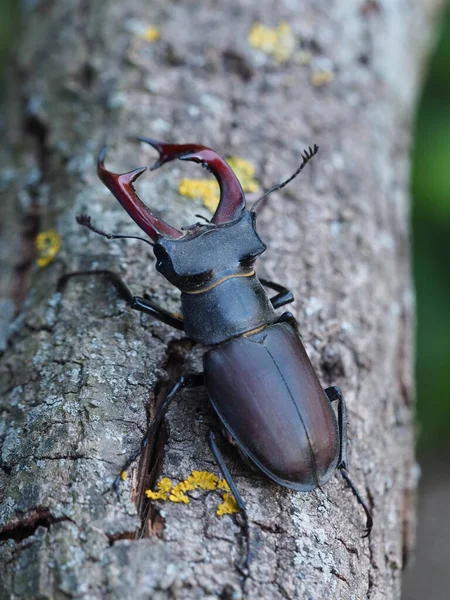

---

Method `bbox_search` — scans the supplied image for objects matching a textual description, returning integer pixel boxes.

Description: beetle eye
[239,255,257,268]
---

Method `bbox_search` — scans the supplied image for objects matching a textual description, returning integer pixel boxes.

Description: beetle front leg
[208,430,251,576]
[259,277,294,309]
[112,373,204,491]
[324,386,373,537]
[59,269,185,331]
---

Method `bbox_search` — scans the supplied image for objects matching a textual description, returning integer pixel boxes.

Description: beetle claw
[362,514,373,538]
[237,546,252,578]
[100,473,124,502]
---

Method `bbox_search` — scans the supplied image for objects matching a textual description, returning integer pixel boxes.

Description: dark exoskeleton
[62,138,372,573]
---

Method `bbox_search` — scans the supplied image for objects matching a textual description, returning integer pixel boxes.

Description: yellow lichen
[36,229,61,268]
[226,157,259,194]
[157,478,173,494]
[141,26,160,43]
[248,21,296,63]
[145,477,173,501]
[169,481,190,504]
[144,471,239,515]
[178,157,259,213]
[217,479,230,492]
[178,179,219,213]
[217,492,239,516]
[120,470,128,481]
[311,69,334,87]
[295,50,312,65]
[187,470,219,491]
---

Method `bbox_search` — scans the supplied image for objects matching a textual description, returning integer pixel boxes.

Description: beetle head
[97,138,265,291]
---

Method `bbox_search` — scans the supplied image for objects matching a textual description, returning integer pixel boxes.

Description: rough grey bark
[0,1,442,598]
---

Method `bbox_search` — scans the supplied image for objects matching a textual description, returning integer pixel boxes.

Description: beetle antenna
[194,214,211,223]
[339,467,373,537]
[76,214,154,247]
[251,144,319,212]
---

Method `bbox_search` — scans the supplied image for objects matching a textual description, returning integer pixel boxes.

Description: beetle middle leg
[59,269,184,330]
[208,430,251,576]
[325,386,373,536]
[114,373,204,486]
[259,277,294,309]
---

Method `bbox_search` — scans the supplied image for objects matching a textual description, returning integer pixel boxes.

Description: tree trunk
[0,1,442,598]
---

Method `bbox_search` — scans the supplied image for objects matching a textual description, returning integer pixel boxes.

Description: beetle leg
[58,270,185,331]
[339,468,373,538]
[259,277,294,309]
[324,386,348,468]
[325,386,373,537]
[275,311,298,329]
[208,431,251,576]
[111,373,204,493]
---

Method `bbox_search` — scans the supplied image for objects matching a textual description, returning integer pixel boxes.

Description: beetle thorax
[153,211,266,293]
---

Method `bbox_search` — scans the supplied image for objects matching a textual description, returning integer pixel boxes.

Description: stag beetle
[63,137,372,572]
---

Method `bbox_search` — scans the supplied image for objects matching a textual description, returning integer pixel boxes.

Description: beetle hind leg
[325,386,373,537]
[324,385,348,469]
[339,468,373,538]
[208,431,251,576]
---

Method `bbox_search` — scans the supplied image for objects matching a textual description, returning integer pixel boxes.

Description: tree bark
[0,1,442,598]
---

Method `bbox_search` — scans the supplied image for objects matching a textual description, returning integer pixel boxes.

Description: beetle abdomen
[204,322,340,491]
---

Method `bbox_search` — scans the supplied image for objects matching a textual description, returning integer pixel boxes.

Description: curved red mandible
[138,137,246,224]
[97,147,184,241]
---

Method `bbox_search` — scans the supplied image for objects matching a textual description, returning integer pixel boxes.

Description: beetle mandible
[64,137,372,571]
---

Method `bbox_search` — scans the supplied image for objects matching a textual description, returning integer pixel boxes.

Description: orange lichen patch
[312,69,334,87]
[217,492,239,516]
[36,229,61,268]
[178,157,259,213]
[141,25,160,42]
[248,21,296,63]
[145,477,172,501]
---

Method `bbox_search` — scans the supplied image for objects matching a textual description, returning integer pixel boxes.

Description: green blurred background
[1,1,449,595]
[412,5,450,451]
